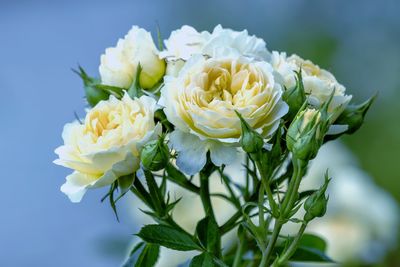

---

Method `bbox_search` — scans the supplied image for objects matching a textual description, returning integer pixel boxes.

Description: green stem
[259,219,283,267]
[255,160,278,217]
[199,170,222,258]
[281,159,306,217]
[272,223,307,267]
[260,159,306,266]
[199,171,215,218]
[220,185,259,234]
[232,232,245,267]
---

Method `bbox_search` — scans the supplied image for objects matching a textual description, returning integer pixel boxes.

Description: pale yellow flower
[54,94,161,202]
[99,26,165,89]
[160,55,287,174]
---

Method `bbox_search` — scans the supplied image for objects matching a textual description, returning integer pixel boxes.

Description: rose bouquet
[54,25,375,266]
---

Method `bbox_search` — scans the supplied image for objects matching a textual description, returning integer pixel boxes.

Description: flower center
[194,60,265,107]
[84,109,120,141]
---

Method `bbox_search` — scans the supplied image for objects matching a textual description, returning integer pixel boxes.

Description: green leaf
[189,253,216,267]
[299,233,327,252]
[196,216,221,254]
[137,224,201,251]
[121,242,159,267]
[121,242,145,267]
[134,243,159,267]
[290,246,333,263]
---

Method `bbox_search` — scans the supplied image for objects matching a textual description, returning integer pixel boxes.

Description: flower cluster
[55,25,374,266]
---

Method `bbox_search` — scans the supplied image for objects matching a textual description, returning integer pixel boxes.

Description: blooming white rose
[160,25,270,61]
[271,51,352,121]
[159,55,288,175]
[99,26,166,89]
[54,94,162,202]
[159,25,211,61]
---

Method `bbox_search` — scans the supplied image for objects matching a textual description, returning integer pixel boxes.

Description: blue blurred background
[1,0,399,266]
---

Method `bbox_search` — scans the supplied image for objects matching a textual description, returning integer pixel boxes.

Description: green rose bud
[334,94,376,134]
[286,108,324,161]
[140,136,170,171]
[304,173,330,222]
[235,111,264,154]
[283,70,306,120]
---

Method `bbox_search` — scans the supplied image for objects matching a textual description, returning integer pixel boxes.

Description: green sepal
[128,63,144,98]
[72,66,109,107]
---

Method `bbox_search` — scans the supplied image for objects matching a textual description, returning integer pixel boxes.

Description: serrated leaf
[137,224,200,251]
[196,216,220,254]
[189,253,216,267]
[121,242,145,267]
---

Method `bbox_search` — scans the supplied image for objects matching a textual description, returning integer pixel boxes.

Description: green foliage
[121,242,160,267]
[137,224,201,251]
[72,66,109,107]
[196,216,221,255]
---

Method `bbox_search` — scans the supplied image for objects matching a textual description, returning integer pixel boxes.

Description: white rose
[271,51,352,121]
[160,25,270,61]
[54,94,161,202]
[159,25,211,61]
[159,55,288,175]
[204,25,271,60]
[99,26,166,89]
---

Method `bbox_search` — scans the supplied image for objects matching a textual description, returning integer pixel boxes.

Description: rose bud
[286,108,324,161]
[236,111,264,154]
[304,173,331,222]
[140,135,170,171]
[334,94,376,135]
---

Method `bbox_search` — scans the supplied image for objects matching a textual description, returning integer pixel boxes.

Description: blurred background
[1,0,399,266]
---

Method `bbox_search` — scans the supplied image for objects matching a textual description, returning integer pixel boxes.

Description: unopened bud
[140,136,170,171]
[304,173,330,222]
[335,94,376,135]
[236,111,264,154]
[286,108,324,161]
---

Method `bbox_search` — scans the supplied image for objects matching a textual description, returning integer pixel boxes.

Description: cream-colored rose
[271,51,352,121]
[159,25,211,61]
[159,55,288,174]
[160,25,270,61]
[54,94,161,202]
[99,26,166,89]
